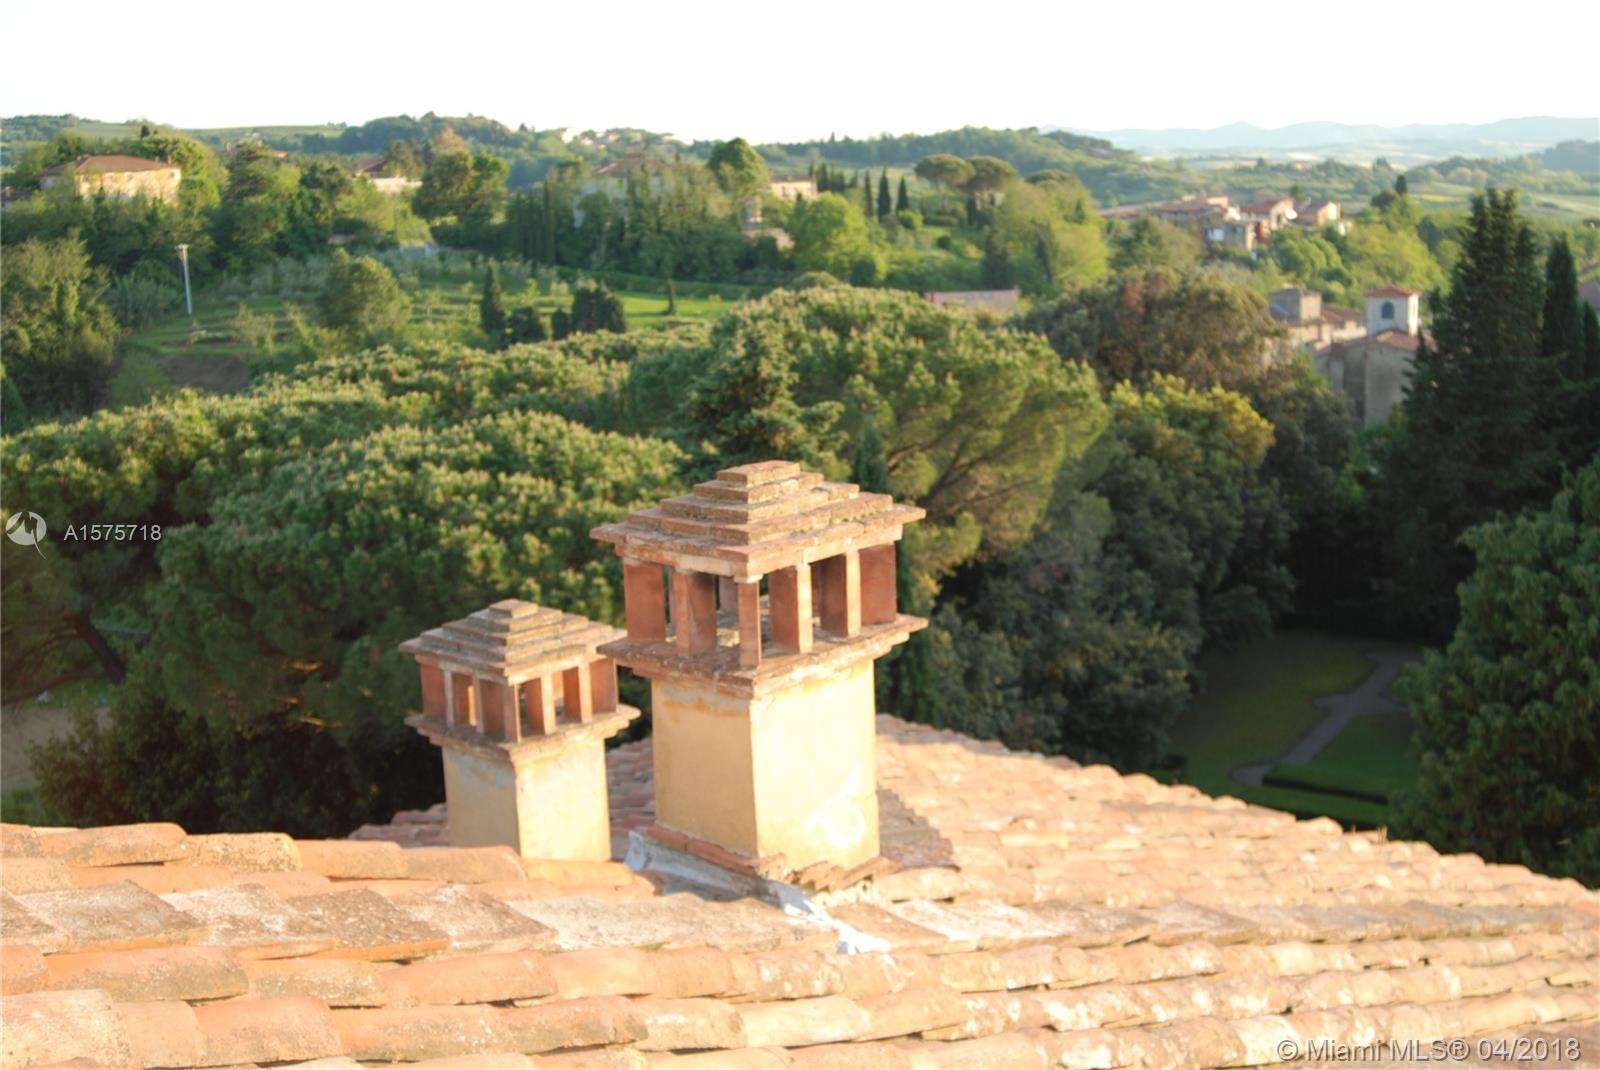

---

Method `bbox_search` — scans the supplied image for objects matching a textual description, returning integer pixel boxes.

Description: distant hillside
[1060,116,1600,165]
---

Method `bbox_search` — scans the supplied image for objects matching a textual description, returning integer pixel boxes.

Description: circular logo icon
[5,511,48,550]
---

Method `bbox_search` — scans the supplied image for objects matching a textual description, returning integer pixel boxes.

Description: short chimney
[592,461,925,882]
[400,599,639,860]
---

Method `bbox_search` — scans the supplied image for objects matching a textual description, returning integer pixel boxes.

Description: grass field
[1165,630,1409,827]
[108,256,738,408]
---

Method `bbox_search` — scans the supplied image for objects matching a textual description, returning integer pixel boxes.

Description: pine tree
[877,170,892,219]
[896,176,910,214]
[479,264,507,345]
[1377,189,1564,637]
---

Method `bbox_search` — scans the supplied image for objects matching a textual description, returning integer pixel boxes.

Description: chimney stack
[592,460,925,883]
[400,599,639,860]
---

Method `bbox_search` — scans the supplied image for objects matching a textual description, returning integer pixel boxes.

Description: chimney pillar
[401,600,640,860]
[593,461,925,882]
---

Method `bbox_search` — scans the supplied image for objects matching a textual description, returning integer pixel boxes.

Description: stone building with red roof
[37,155,181,204]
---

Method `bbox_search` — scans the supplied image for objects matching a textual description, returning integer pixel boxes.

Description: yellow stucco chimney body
[592,460,926,882]
[400,600,640,860]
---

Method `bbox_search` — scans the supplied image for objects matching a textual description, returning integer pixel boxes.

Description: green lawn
[1165,630,1399,827]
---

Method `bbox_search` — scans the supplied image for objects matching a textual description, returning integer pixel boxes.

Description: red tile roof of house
[1366,286,1422,298]
[38,155,175,177]
[2,716,1595,1067]
[1371,329,1425,352]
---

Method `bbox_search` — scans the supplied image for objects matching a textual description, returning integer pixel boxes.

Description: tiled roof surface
[2,716,1595,1068]
[1366,286,1422,298]
[39,154,175,176]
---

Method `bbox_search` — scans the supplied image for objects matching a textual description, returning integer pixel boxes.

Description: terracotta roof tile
[736,995,871,1047]
[399,846,527,884]
[505,894,834,953]
[857,985,967,1040]
[181,832,301,872]
[0,825,43,858]
[0,989,132,1068]
[294,840,406,880]
[161,884,334,959]
[19,881,203,953]
[69,862,235,895]
[388,884,554,954]
[0,858,73,895]
[36,823,186,866]
[500,995,646,1052]
[380,950,554,1006]
[192,995,341,1064]
[0,891,69,953]
[242,957,387,1007]
[289,889,450,961]
[632,996,748,1050]
[115,998,205,1069]
[334,1004,508,1061]
[0,944,46,995]
[234,869,335,899]
[42,946,246,1002]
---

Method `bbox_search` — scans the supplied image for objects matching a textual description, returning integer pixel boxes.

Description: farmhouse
[352,158,420,196]
[3,460,1592,1067]
[769,174,818,201]
[37,155,181,204]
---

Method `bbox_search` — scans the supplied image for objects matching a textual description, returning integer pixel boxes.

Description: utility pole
[176,243,193,316]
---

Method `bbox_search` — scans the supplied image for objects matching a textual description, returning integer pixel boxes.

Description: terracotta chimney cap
[591,461,925,576]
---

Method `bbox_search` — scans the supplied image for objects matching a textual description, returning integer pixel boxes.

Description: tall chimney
[592,460,925,881]
[400,599,639,860]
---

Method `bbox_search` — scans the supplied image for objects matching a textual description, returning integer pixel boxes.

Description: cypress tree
[896,176,910,213]
[1541,236,1584,376]
[550,307,570,341]
[665,276,678,317]
[479,264,507,345]
[877,170,892,219]
[506,305,546,344]
[863,177,874,220]
[965,193,979,226]
[1376,189,1563,637]
[541,181,557,264]
[1395,173,1408,196]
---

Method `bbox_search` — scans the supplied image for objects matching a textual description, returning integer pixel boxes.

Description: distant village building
[590,153,666,181]
[352,158,420,196]
[1315,287,1425,427]
[1106,193,1348,252]
[925,289,1022,316]
[1268,287,1366,350]
[38,155,181,204]
[768,175,817,201]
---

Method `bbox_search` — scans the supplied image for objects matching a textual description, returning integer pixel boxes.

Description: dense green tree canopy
[318,250,410,346]
[1395,460,1600,885]
[0,237,118,420]
[786,193,878,280]
[685,286,1105,586]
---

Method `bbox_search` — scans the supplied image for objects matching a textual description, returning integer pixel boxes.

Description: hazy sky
[4,0,1597,142]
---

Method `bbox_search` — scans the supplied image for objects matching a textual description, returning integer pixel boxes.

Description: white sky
[3,0,1597,142]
